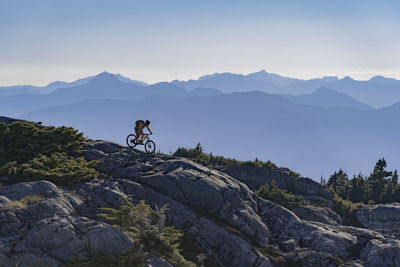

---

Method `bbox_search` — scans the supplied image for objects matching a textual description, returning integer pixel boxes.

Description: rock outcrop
[0,181,134,267]
[355,203,400,231]
[1,139,400,266]
[81,140,400,266]
[292,205,343,226]
[217,164,333,204]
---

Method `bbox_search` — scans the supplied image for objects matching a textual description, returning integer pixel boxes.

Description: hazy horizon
[1,69,400,88]
[1,0,399,86]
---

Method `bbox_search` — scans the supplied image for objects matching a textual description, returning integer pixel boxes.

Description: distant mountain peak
[370,75,385,80]
[369,75,400,85]
[255,69,268,74]
[246,69,270,79]
[94,71,115,78]
[197,72,244,81]
[46,81,68,88]
[89,71,121,85]
[341,76,354,81]
[281,86,373,111]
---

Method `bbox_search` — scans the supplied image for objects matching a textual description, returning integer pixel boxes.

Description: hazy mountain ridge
[281,87,373,110]
[172,70,400,108]
[0,71,147,96]
[3,70,400,108]
[2,70,400,178]
[0,72,187,117]
[19,90,400,179]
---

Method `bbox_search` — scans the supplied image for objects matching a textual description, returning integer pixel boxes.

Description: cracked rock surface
[0,180,134,267]
[355,203,400,231]
[2,140,400,266]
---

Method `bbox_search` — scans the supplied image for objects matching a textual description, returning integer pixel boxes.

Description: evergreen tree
[327,169,348,198]
[382,170,399,203]
[393,185,400,202]
[382,182,395,203]
[347,174,368,203]
[368,158,392,203]
[392,170,398,185]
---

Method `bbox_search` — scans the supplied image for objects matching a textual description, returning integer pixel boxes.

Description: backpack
[135,120,144,127]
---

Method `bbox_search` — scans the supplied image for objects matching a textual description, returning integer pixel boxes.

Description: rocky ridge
[1,139,400,266]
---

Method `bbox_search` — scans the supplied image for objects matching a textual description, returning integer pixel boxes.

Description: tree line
[323,158,399,204]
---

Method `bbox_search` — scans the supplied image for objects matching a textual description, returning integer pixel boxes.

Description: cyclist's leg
[139,129,145,144]
[134,127,141,143]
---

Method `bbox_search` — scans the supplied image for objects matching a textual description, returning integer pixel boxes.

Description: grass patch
[3,194,43,210]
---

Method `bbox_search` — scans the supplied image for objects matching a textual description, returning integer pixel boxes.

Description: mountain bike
[126,133,156,153]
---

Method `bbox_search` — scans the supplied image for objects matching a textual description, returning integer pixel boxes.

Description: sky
[1,0,399,86]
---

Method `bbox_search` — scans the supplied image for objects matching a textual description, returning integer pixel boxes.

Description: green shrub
[331,193,362,227]
[1,153,98,185]
[173,143,278,170]
[255,181,305,210]
[0,121,84,163]
[0,121,98,185]
[98,197,196,267]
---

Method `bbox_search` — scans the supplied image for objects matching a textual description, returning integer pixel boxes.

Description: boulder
[360,239,400,267]
[293,205,343,226]
[0,180,134,265]
[355,203,400,231]
[217,164,333,203]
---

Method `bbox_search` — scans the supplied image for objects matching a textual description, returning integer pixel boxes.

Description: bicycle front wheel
[126,134,137,148]
[145,140,156,153]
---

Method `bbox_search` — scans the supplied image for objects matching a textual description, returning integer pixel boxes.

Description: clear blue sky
[1,0,399,85]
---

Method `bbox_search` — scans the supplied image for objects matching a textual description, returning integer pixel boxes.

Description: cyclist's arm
[146,126,152,134]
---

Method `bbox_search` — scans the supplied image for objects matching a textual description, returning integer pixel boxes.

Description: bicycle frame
[136,133,151,145]
[142,134,149,142]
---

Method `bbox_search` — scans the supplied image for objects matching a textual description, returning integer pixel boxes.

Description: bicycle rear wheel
[145,140,156,153]
[126,134,137,148]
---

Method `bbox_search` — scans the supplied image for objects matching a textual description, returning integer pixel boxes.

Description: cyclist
[135,120,152,144]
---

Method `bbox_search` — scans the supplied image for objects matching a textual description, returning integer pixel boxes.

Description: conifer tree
[347,174,368,203]
[327,169,348,198]
[392,170,398,185]
[368,158,392,203]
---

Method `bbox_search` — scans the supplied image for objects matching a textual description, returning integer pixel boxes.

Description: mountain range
[172,70,400,108]
[281,87,373,110]
[0,72,147,96]
[20,90,400,179]
[1,70,400,179]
